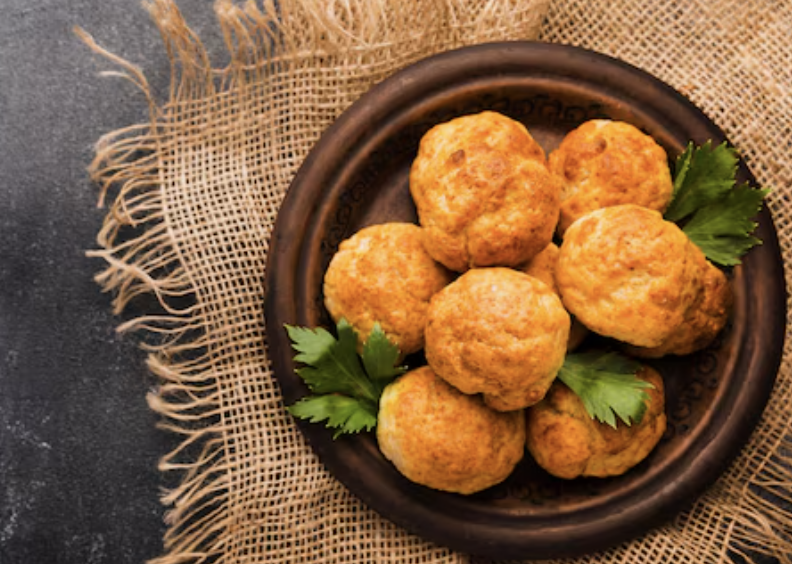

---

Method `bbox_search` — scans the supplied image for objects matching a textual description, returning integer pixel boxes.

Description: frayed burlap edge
[78,1,550,563]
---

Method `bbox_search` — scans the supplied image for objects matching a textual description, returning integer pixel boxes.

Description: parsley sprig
[285,319,405,438]
[666,141,769,266]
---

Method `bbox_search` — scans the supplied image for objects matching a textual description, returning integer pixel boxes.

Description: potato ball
[526,366,666,479]
[425,267,570,411]
[377,366,525,494]
[323,222,453,355]
[409,111,560,272]
[520,243,589,351]
[556,205,704,348]
[549,120,673,235]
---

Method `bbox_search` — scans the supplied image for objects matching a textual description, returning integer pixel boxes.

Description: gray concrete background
[0,2,225,562]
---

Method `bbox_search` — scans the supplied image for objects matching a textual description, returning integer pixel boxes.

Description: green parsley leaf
[556,351,654,429]
[363,323,407,394]
[285,318,404,438]
[664,141,768,266]
[288,395,378,439]
[285,319,378,402]
[670,141,694,202]
[665,141,739,222]
[682,183,769,266]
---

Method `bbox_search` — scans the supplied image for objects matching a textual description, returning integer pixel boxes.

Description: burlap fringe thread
[79,0,792,563]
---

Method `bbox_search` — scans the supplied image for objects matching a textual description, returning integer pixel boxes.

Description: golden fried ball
[323,222,453,355]
[625,254,732,358]
[526,366,666,479]
[549,120,673,235]
[425,267,570,411]
[556,205,703,348]
[410,111,560,272]
[520,243,589,351]
[377,366,525,494]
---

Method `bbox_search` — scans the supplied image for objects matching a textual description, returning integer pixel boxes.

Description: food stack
[316,111,733,493]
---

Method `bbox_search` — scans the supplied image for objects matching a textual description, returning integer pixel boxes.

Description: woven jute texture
[83,0,791,563]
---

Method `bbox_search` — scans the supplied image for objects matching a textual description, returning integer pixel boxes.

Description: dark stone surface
[0,2,224,563]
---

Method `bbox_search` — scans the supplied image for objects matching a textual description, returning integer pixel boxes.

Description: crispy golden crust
[557,205,703,348]
[526,366,666,479]
[520,242,560,293]
[520,243,589,351]
[410,111,560,272]
[323,222,453,355]
[549,120,673,235]
[377,366,525,494]
[425,267,570,411]
[625,255,732,358]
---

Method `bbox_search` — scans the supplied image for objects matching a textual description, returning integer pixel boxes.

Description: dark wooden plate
[264,42,786,559]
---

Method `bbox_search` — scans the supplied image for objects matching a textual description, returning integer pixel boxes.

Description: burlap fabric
[83,0,792,563]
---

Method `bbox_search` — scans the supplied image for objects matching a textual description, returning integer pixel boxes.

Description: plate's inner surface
[298,83,744,512]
